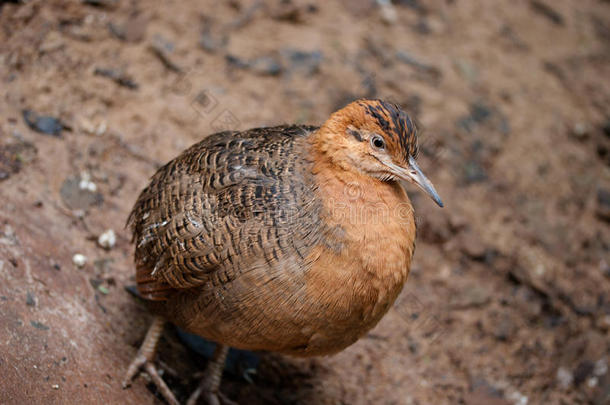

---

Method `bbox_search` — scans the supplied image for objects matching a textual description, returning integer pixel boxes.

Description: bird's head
[316,99,443,207]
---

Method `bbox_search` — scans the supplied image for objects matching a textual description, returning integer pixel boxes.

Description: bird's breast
[296,168,416,355]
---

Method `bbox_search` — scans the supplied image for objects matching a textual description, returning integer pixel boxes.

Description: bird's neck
[306,129,415,244]
[308,121,359,174]
[307,128,407,205]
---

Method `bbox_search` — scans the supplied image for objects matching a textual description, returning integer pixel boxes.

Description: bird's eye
[371,135,385,150]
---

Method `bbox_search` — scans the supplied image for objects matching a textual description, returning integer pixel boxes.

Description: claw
[122,353,148,388]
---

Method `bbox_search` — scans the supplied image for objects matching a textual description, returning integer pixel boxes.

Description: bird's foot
[186,383,238,405]
[123,354,179,405]
[186,344,233,405]
[122,317,179,405]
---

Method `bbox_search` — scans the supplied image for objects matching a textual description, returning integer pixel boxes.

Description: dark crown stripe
[361,100,417,156]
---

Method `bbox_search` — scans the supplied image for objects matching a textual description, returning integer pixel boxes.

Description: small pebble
[93,68,138,90]
[80,118,107,136]
[26,291,35,307]
[572,122,589,139]
[97,229,116,249]
[31,321,49,330]
[60,175,103,210]
[594,359,608,376]
[281,49,323,76]
[557,366,573,388]
[249,56,283,76]
[377,0,397,24]
[51,384,59,390]
[508,391,528,405]
[22,110,64,136]
[78,172,97,192]
[72,254,87,268]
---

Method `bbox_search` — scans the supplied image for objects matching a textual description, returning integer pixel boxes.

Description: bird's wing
[128,126,322,301]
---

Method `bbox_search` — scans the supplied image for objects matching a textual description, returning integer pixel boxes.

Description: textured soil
[1,0,609,404]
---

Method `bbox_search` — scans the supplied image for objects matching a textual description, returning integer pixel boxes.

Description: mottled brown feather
[128,125,323,301]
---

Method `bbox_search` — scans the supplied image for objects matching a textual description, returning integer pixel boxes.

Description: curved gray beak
[391,156,443,207]
[406,156,443,207]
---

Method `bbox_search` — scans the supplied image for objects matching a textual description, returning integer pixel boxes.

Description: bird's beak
[389,156,443,207]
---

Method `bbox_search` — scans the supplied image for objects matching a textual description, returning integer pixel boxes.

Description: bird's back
[128,125,324,302]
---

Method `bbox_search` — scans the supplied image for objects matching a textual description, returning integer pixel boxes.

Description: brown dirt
[1,0,609,404]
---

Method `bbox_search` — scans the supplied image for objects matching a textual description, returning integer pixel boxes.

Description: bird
[122,99,443,405]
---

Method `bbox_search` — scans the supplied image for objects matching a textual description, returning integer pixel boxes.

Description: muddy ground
[0,0,609,404]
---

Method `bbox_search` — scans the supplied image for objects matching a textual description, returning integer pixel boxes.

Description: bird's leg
[186,344,234,405]
[122,316,179,405]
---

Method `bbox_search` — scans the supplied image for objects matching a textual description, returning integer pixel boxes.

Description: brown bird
[123,99,443,405]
